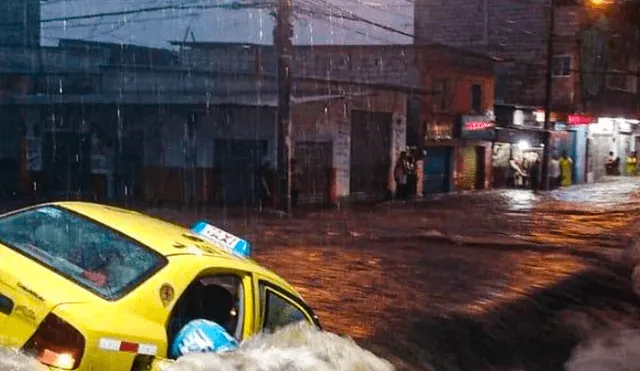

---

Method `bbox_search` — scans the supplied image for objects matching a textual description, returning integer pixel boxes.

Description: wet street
[149,177,640,371]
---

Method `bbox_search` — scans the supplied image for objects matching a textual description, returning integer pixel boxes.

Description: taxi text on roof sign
[190,221,252,258]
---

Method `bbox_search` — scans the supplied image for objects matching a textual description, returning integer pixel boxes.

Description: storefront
[423,120,454,195]
[584,117,640,181]
[554,114,591,185]
[453,115,495,190]
[492,127,546,188]
[491,104,547,188]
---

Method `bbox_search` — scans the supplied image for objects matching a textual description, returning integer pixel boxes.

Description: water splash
[0,348,47,371]
[565,328,640,371]
[0,324,393,371]
[167,323,394,371]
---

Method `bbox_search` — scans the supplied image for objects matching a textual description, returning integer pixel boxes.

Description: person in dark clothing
[394,151,412,200]
[290,158,303,208]
[257,161,276,210]
[530,158,541,191]
[405,150,418,198]
[614,156,621,176]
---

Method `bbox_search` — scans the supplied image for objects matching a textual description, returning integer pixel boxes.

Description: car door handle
[0,292,14,315]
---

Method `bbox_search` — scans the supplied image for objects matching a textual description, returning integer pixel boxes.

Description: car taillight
[22,313,85,370]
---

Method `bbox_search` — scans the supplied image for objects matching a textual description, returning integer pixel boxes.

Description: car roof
[5,201,299,296]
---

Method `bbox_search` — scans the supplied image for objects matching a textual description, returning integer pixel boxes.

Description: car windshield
[0,205,165,300]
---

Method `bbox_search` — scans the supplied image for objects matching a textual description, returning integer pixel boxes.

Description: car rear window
[0,205,166,300]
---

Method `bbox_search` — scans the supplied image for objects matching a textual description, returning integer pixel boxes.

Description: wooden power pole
[274,0,293,213]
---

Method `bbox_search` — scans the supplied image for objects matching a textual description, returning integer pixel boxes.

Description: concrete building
[174,42,497,196]
[0,40,414,206]
[0,0,40,47]
[0,38,496,205]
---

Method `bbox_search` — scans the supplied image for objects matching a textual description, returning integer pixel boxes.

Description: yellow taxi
[0,202,320,370]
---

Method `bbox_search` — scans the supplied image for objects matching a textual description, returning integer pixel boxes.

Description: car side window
[259,282,314,333]
[167,273,246,353]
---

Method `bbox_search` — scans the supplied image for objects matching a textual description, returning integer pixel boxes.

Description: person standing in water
[549,155,561,190]
[559,151,573,187]
[626,151,638,176]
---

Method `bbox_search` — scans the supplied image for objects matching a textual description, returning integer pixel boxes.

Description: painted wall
[292,99,350,199]
[352,91,408,194]
[139,106,277,168]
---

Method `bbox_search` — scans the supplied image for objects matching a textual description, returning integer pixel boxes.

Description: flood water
[229,177,640,370]
[4,177,640,371]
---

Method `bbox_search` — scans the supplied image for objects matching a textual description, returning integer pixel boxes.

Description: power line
[3,1,271,27]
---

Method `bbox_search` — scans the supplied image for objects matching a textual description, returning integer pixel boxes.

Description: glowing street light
[586,0,613,7]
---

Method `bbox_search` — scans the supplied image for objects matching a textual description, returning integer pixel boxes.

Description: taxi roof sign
[190,220,251,258]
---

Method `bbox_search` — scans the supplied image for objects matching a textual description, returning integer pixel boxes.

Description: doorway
[294,141,332,204]
[213,139,267,207]
[42,131,91,198]
[423,147,452,194]
[350,110,392,199]
[475,146,486,190]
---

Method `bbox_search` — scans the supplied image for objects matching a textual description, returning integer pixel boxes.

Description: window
[606,61,637,93]
[339,55,350,68]
[259,282,319,333]
[552,56,571,77]
[167,274,246,355]
[0,205,166,300]
[435,79,449,111]
[471,84,482,113]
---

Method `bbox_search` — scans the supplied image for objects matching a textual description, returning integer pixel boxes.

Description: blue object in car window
[171,319,238,358]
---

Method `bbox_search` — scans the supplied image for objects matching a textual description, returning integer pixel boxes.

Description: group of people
[508,151,573,190]
[607,151,639,176]
[393,150,418,200]
[549,152,574,189]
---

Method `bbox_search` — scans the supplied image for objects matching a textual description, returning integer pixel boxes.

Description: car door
[254,277,320,334]
[165,268,254,351]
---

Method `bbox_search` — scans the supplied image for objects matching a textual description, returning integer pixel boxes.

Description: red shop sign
[567,114,596,126]
[465,121,495,131]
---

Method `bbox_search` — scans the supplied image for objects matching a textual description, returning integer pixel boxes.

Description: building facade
[0,0,40,47]
[414,0,640,184]
[0,37,497,206]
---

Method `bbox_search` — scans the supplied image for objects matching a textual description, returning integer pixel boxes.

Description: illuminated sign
[465,121,495,131]
[457,115,496,140]
[567,114,596,126]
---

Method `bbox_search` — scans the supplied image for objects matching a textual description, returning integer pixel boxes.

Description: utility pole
[274,0,293,213]
[540,0,556,190]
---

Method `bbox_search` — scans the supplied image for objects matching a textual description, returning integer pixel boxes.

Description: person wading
[626,151,638,176]
[549,155,561,190]
[394,151,409,200]
[290,158,303,208]
[559,151,573,187]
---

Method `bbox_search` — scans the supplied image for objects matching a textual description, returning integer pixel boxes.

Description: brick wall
[414,0,580,107]
[415,0,640,114]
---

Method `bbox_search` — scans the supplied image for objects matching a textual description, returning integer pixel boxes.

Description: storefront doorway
[423,147,451,194]
[475,146,486,190]
[350,110,392,199]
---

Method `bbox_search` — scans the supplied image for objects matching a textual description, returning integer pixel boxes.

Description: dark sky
[41,0,412,48]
